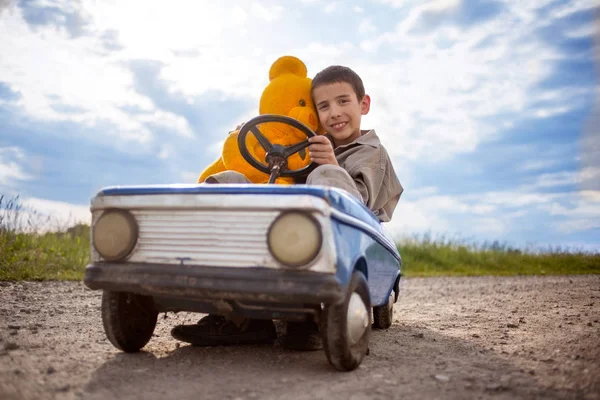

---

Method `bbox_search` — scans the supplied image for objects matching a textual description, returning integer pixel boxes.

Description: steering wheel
[237,114,319,183]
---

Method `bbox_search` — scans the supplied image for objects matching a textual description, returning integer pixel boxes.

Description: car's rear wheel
[101,291,158,352]
[321,271,371,371]
[372,290,395,329]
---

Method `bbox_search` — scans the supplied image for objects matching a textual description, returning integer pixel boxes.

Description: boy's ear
[360,94,371,115]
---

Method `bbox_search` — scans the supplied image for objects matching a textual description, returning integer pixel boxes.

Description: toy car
[83,115,402,371]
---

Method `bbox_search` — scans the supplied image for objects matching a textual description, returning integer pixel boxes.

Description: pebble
[434,374,450,382]
[56,384,70,392]
[507,323,518,328]
[485,383,507,392]
[4,342,19,351]
[47,366,56,374]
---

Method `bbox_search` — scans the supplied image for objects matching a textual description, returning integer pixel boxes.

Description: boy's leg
[305,165,364,203]
[205,170,252,184]
[171,315,276,346]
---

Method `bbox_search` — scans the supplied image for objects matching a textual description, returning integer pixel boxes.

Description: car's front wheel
[321,271,371,371]
[101,291,158,352]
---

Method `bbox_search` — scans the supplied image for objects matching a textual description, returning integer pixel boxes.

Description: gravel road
[1,275,599,400]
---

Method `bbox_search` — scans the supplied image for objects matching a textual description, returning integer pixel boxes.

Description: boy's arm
[346,150,403,222]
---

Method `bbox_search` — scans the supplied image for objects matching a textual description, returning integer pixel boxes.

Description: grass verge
[400,236,600,277]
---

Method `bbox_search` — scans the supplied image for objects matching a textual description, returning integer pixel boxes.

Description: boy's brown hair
[311,65,366,101]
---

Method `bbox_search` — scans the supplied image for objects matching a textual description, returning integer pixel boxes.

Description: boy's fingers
[308,144,332,152]
[308,135,329,144]
[309,149,333,158]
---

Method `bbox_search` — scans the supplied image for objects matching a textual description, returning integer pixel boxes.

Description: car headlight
[93,209,138,261]
[267,211,322,267]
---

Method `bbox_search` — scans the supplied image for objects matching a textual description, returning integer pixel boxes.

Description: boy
[171,65,403,350]
[303,65,403,222]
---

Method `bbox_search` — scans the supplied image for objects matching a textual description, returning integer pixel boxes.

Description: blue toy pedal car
[83,115,402,371]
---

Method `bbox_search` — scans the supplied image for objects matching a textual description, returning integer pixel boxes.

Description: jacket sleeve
[346,147,403,222]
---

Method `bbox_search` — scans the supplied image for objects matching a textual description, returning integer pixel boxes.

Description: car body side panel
[331,220,401,307]
[365,243,401,306]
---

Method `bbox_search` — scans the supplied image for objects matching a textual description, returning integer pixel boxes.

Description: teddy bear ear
[269,56,308,81]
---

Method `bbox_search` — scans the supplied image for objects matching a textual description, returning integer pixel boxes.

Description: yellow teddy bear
[198,56,322,184]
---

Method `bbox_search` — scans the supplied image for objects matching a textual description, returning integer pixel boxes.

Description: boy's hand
[307,136,338,166]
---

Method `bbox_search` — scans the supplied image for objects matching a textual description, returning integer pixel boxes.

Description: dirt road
[1,275,599,400]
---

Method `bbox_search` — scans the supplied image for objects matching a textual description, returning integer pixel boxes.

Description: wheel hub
[347,292,369,345]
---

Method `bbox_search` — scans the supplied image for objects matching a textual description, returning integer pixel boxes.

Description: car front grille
[126,209,279,267]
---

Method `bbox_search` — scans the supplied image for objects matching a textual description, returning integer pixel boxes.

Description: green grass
[0,195,598,281]
[399,235,600,277]
[0,195,90,280]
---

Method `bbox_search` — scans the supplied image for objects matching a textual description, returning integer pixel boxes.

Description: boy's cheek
[315,113,328,134]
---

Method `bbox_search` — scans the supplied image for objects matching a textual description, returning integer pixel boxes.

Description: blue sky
[0,0,598,251]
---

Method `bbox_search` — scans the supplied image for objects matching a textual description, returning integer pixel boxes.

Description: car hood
[95,184,398,258]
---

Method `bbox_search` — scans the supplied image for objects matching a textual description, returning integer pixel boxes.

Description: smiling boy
[305,65,403,222]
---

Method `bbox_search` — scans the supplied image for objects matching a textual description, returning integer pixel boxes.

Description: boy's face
[313,82,370,147]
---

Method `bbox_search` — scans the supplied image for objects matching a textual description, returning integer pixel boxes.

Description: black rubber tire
[372,295,394,330]
[101,291,158,352]
[321,272,371,371]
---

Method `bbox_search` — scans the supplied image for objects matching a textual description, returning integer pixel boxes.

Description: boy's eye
[299,99,306,107]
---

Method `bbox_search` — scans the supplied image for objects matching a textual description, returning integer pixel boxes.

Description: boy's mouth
[331,122,348,130]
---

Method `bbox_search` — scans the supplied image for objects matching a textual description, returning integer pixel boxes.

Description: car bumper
[84,262,343,305]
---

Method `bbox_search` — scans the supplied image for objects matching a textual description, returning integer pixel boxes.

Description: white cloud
[384,198,451,239]
[208,140,226,158]
[231,6,248,25]
[544,0,598,21]
[376,0,460,12]
[158,145,171,160]
[324,2,339,13]
[250,2,284,21]
[541,189,600,225]
[180,171,200,183]
[359,18,376,34]
[520,167,600,190]
[346,1,597,162]
[4,197,91,233]
[0,5,193,143]
[470,217,506,235]
[0,147,32,186]
[518,159,560,172]
[565,22,597,39]
[534,106,572,118]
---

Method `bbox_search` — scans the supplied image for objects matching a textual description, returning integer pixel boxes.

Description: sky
[0,0,598,251]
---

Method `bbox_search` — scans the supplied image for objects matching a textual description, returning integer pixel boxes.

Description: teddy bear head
[252,56,323,171]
